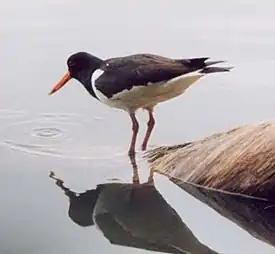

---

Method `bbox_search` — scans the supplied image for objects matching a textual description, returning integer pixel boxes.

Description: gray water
[1,0,275,253]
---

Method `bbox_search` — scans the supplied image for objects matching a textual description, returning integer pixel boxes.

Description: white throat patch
[91,69,108,101]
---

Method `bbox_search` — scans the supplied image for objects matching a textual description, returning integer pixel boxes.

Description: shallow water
[1,0,275,253]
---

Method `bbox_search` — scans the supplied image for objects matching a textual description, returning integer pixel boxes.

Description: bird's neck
[83,79,98,99]
[79,55,103,100]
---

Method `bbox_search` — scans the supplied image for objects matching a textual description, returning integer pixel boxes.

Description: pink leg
[128,112,139,156]
[146,168,154,185]
[141,109,155,151]
[129,153,140,184]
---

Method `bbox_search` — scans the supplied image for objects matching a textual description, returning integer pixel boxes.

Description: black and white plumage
[49,52,232,155]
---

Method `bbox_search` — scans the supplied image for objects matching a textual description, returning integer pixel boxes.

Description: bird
[49,52,232,156]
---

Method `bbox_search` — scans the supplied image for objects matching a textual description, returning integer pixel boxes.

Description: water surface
[1,1,275,253]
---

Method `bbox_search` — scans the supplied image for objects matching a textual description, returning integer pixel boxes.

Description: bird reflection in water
[49,155,220,254]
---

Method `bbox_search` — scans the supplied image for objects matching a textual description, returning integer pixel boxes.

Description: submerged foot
[141,142,148,151]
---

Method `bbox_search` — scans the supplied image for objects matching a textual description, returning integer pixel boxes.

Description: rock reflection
[49,155,220,254]
[171,178,275,249]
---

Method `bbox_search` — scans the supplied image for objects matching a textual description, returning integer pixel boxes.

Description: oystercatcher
[49,52,232,156]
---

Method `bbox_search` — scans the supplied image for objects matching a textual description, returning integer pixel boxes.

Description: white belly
[92,69,204,112]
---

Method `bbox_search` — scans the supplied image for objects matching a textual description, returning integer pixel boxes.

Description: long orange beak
[49,72,71,95]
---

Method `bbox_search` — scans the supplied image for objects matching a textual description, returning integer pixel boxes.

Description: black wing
[95,54,210,98]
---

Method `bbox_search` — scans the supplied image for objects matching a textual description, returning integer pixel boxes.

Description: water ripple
[32,127,63,138]
[0,112,126,160]
[0,109,28,119]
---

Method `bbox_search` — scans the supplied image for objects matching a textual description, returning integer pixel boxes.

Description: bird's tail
[204,59,226,66]
[200,66,233,74]
[183,57,233,74]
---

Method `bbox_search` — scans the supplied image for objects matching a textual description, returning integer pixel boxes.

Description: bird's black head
[67,52,101,80]
[49,52,103,96]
